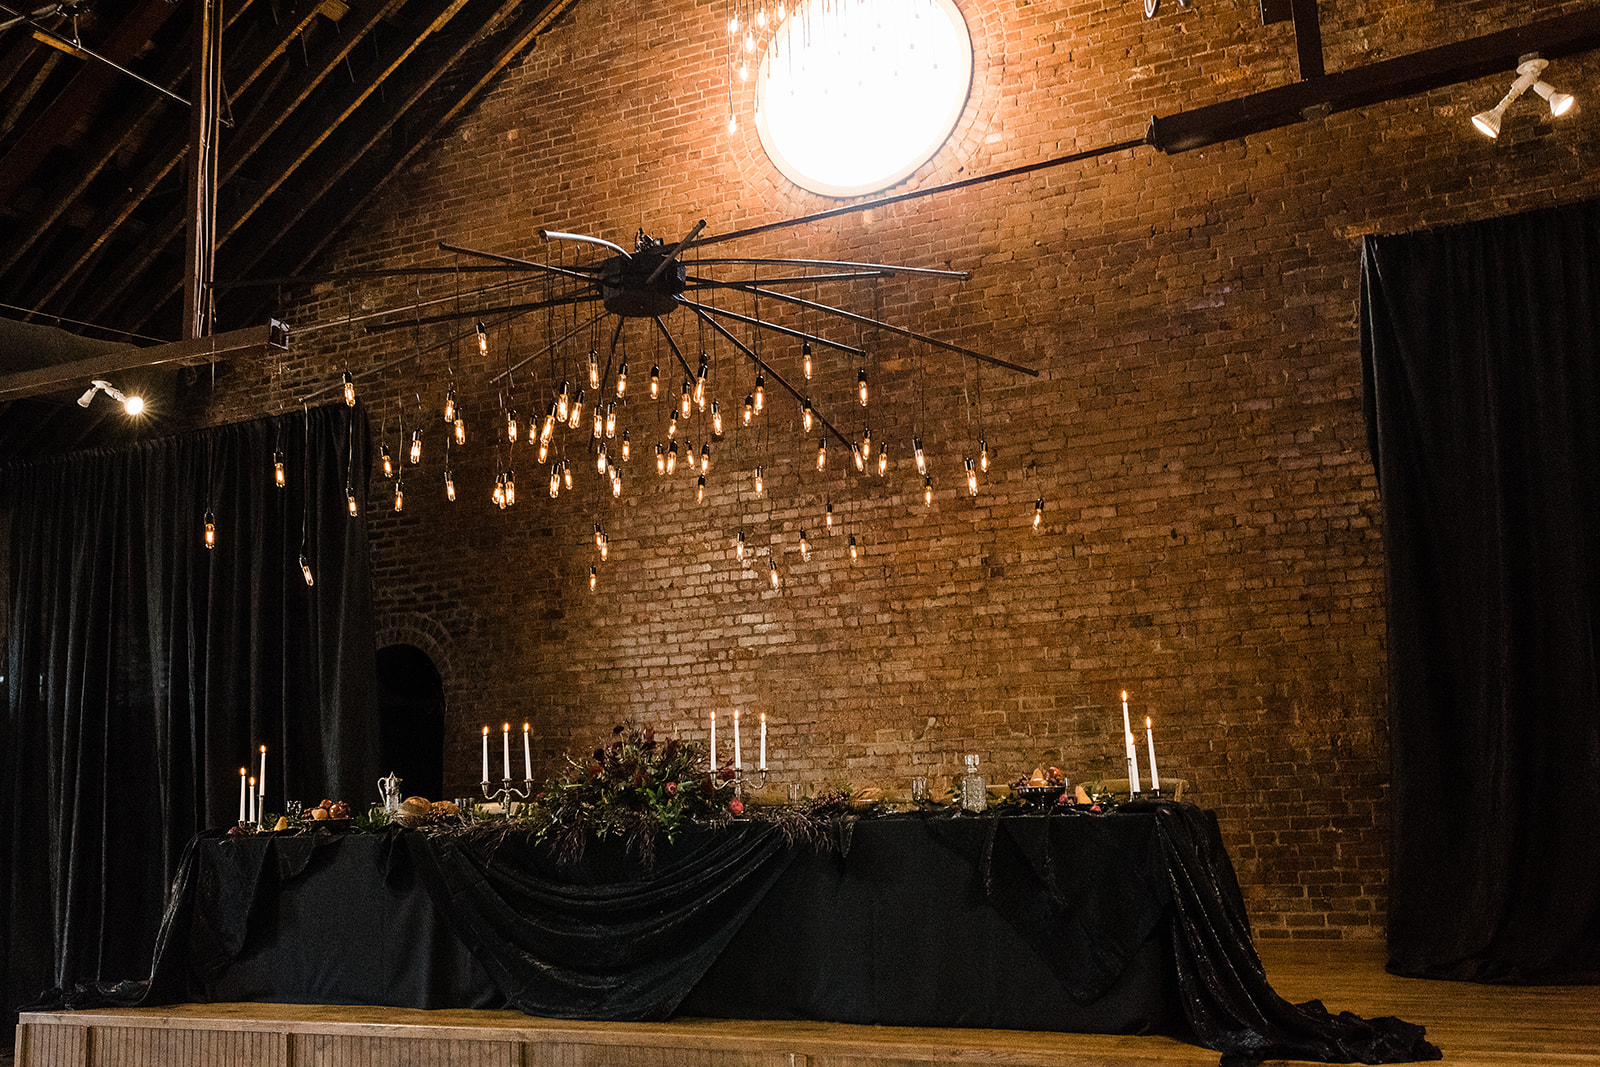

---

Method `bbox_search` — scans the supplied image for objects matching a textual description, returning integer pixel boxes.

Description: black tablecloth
[77,802,1440,1065]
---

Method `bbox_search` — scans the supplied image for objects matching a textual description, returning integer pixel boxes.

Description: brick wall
[208,0,1600,939]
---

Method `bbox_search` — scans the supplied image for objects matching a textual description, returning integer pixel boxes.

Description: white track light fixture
[1473,55,1575,139]
[76,379,145,415]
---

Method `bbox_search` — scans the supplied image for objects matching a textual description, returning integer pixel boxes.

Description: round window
[756,0,973,198]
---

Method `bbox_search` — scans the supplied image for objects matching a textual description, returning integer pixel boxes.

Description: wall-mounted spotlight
[1473,54,1575,139]
[76,379,145,415]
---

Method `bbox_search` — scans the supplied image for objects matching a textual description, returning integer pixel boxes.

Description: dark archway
[375,644,444,802]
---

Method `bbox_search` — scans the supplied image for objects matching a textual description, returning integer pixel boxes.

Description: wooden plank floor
[10,941,1598,1067]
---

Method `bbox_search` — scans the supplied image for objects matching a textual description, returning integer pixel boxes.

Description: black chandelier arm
[687,305,855,450]
[718,281,1040,378]
[651,316,699,383]
[676,298,863,356]
[687,257,969,279]
[644,220,708,286]
[366,290,599,334]
[489,305,610,384]
[685,270,892,288]
[439,241,605,282]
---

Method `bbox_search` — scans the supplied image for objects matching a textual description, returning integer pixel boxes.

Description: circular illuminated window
[756,0,973,198]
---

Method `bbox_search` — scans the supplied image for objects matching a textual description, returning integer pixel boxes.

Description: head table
[79,802,1437,1066]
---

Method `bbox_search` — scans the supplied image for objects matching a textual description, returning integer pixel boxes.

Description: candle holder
[731,769,769,797]
[481,777,536,811]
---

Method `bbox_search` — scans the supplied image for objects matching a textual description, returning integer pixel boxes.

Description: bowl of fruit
[305,798,353,829]
[1011,767,1069,808]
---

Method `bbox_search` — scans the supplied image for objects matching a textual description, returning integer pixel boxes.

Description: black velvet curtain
[1361,200,1600,983]
[0,402,381,1041]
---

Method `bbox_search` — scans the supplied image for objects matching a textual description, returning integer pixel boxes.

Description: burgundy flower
[718,766,735,781]
[729,798,744,816]
[665,780,678,797]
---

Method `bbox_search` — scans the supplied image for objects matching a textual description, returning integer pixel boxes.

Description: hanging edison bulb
[273,450,286,487]
[711,400,723,436]
[454,413,466,445]
[849,533,859,561]
[540,404,556,447]
[538,439,550,463]
[816,437,827,471]
[742,393,755,426]
[825,498,834,528]
[979,439,989,473]
[667,410,679,439]
[666,440,678,475]
[877,446,889,477]
[616,361,628,397]
[611,468,622,497]
[444,387,456,424]
[568,389,585,430]
[605,404,617,439]
[597,443,608,475]
[1033,497,1044,530]
[861,428,873,461]
[802,340,813,380]
[966,457,978,496]
[858,368,869,407]
[914,437,926,475]
[589,565,598,592]
[587,349,600,390]
[204,509,217,549]
[680,380,693,419]
[506,471,516,506]
[562,459,573,489]
[736,528,747,559]
[557,382,571,422]
[410,429,423,464]
[342,371,355,407]
[599,533,609,561]
[802,398,813,432]
[924,475,934,506]
[380,444,393,479]
[769,558,781,588]
[550,465,561,497]
[649,363,660,399]
[799,529,811,562]
[445,469,456,501]
[300,553,315,586]
[347,486,359,516]
[700,442,711,473]
[594,523,605,547]
[656,443,666,475]
[394,481,405,512]
[753,465,764,495]
[754,373,765,413]
[696,355,709,405]
[507,410,519,444]
[592,406,604,440]
[475,321,489,358]
[697,473,706,503]
[683,438,696,476]
[621,429,631,461]
[852,443,864,472]
[493,475,506,509]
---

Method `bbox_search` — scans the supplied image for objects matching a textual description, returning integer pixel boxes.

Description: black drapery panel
[0,403,381,1042]
[1361,200,1600,983]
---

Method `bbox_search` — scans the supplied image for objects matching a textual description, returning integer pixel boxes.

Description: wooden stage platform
[11,941,1599,1067]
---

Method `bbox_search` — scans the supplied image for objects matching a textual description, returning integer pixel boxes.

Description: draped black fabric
[1360,200,1600,983]
[0,403,381,1044]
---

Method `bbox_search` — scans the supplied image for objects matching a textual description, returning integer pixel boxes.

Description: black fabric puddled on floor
[47,804,1440,1065]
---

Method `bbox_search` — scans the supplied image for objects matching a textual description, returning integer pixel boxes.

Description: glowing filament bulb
[507,411,519,443]
[204,510,216,549]
[394,482,405,512]
[877,448,888,477]
[656,444,666,475]
[605,405,617,439]
[593,408,604,439]
[347,487,358,516]
[802,340,812,380]
[756,7,766,27]
[852,443,864,472]
[445,470,456,501]
[589,565,597,591]
[729,13,738,32]
[914,437,926,475]
[825,499,834,527]
[300,554,314,586]
[588,349,600,390]
[540,407,556,446]
[979,439,989,473]
[380,445,393,479]
[712,400,723,435]
[858,369,868,407]
[802,398,813,431]
[557,382,571,422]
[444,388,456,423]
[754,374,765,412]
[681,380,693,419]
[697,474,706,503]
[342,371,355,407]
[550,466,561,497]
[667,441,678,475]
[562,460,572,489]
[599,533,609,561]
[617,361,628,397]
[410,429,423,464]
[667,411,679,439]
[475,321,488,358]
[812,437,826,470]
[493,476,505,509]
[508,472,520,506]
[650,364,660,398]
[597,444,608,475]
[736,529,747,559]
[538,440,549,463]
[924,474,933,506]
[966,457,978,496]
[273,450,286,487]
[700,442,711,473]
[754,466,764,495]
[621,430,631,461]
[849,533,858,561]
[743,394,755,425]
[568,390,585,430]
[611,469,622,497]
[454,415,466,445]
[595,523,604,547]
[1034,497,1044,530]
[769,559,781,588]
[799,529,811,562]
[683,439,695,476]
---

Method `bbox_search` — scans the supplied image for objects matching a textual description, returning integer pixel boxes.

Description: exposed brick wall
[204,0,1600,940]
